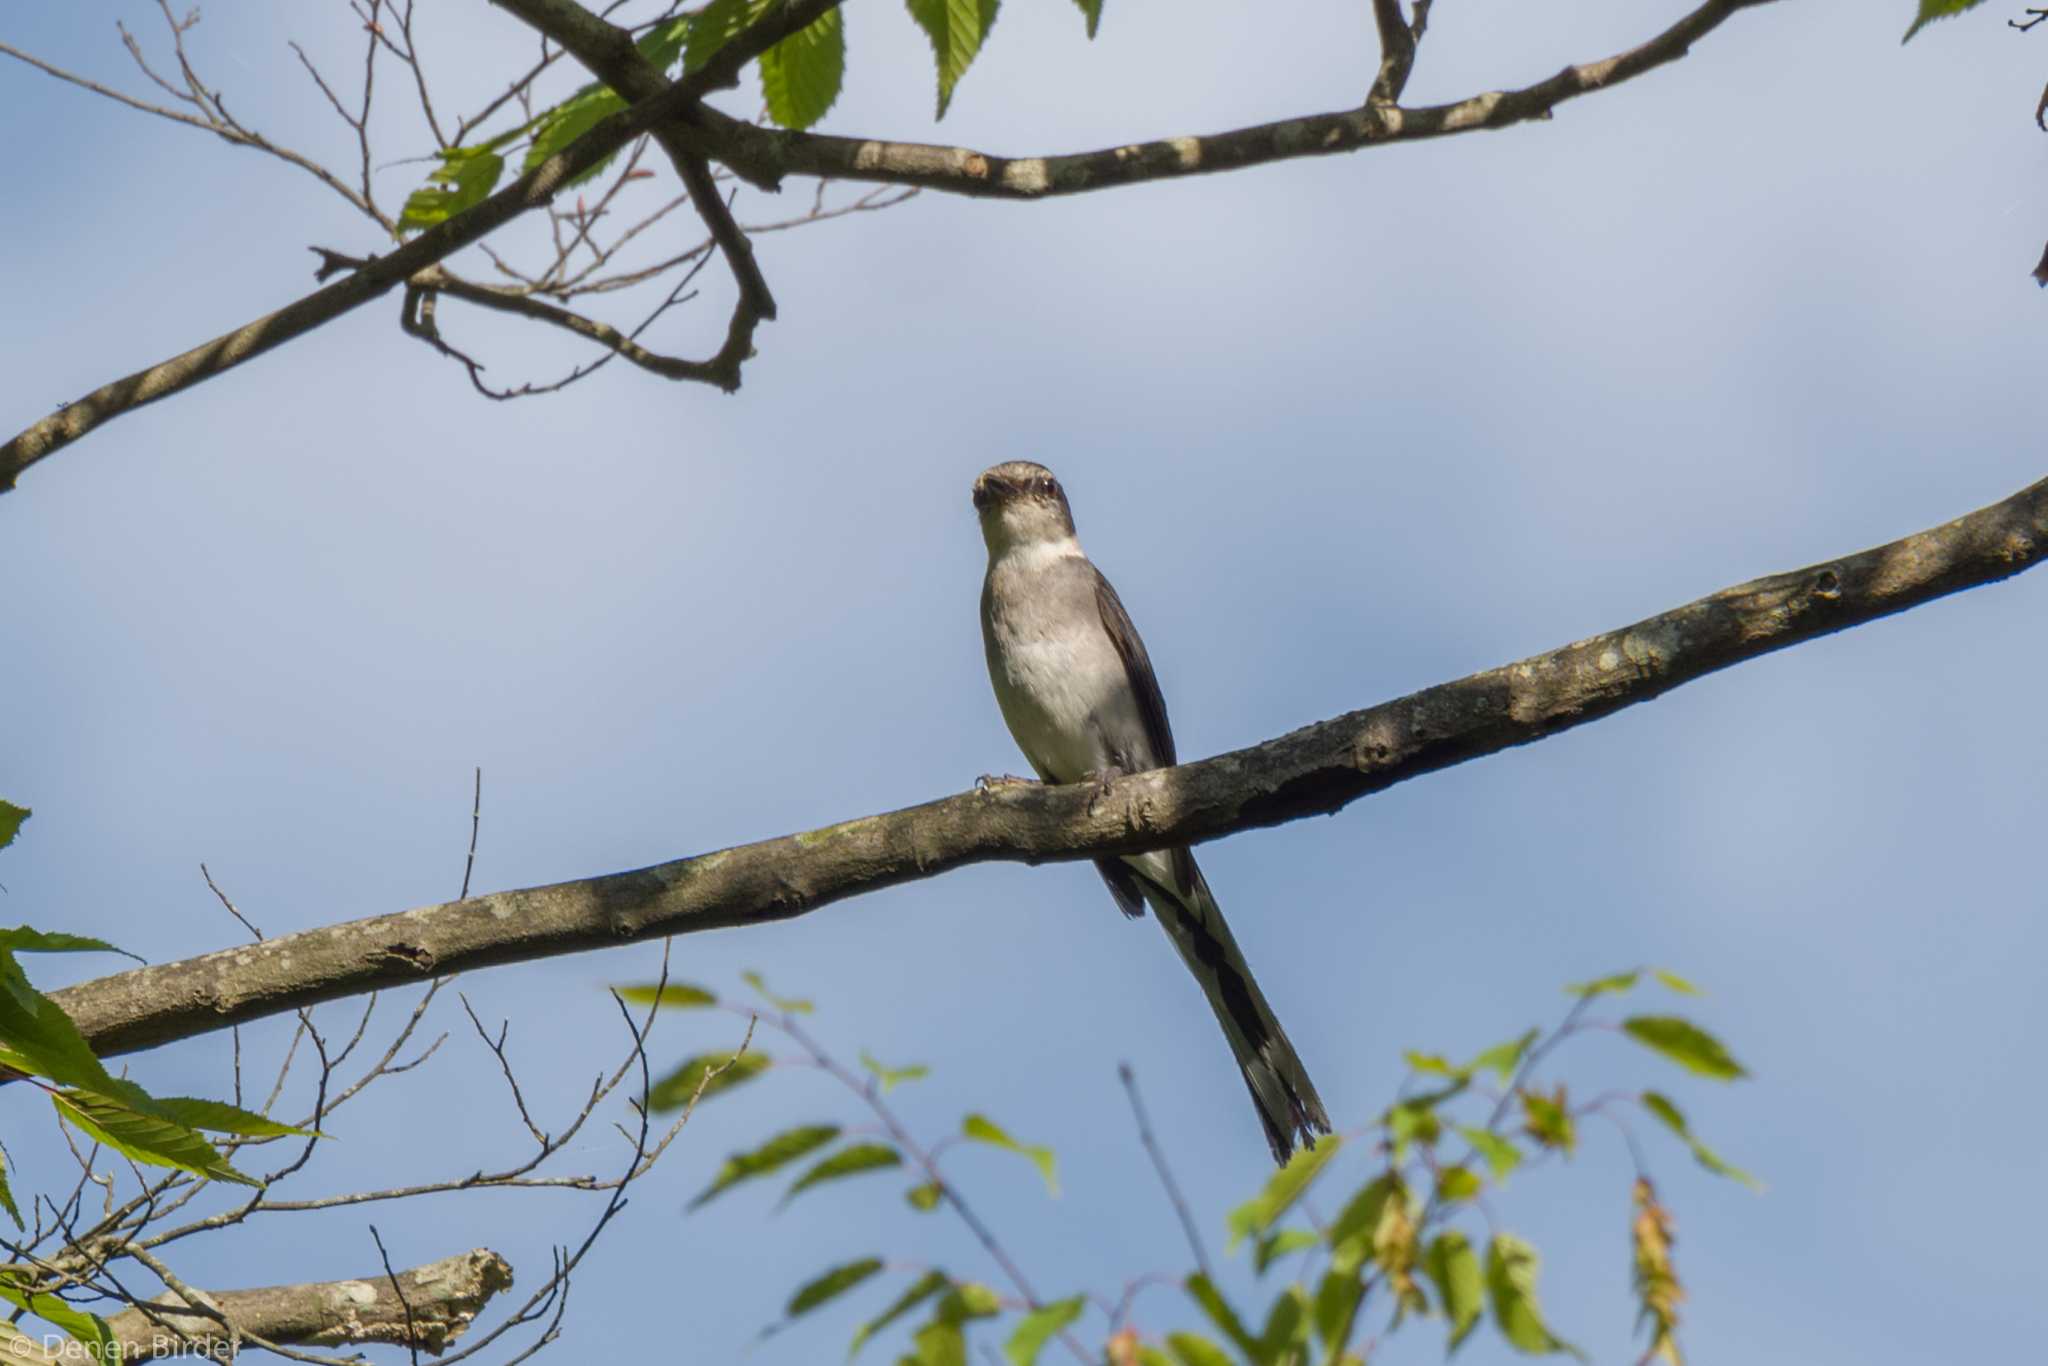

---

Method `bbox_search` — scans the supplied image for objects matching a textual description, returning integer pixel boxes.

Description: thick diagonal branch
[50,472,2047,1062]
[16,1250,511,1364]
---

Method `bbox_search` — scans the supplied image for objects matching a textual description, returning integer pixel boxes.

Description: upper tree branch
[699,0,1777,198]
[49,471,2048,1062]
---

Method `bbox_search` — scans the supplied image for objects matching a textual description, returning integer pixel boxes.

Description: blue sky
[3,0,2045,1362]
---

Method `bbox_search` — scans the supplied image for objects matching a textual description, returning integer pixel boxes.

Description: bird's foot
[1082,765,1125,813]
[975,773,1037,794]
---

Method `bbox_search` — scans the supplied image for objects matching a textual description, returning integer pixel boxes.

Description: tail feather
[1132,851,1330,1165]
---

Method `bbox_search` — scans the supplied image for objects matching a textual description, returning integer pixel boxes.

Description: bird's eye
[1036,478,1054,495]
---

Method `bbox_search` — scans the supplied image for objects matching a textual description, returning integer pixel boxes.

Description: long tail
[1132,850,1330,1165]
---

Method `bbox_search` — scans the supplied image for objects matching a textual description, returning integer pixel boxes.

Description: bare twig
[1118,1063,1212,1281]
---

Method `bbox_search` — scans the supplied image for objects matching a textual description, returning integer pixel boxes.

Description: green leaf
[909,1283,1002,1366]
[686,0,769,71]
[0,803,27,851]
[616,981,718,1009]
[152,1096,319,1138]
[521,83,627,190]
[1251,1228,1320,1276]
[1652,969,1700,996]
[0,1276,113,1355]
[648,1050,771,1111]
[1312,1268,1364,1351]
[1435,1166,1483,1203]
[1255,1283,1311,1362]
[1455,1126,1523,1183]
[903,0,1001,119]
[637,14,694,69]
[52,1089,255,1185]
[849,1268,948,1359]
[743,969,814,1014]
[961,1113,1058,1195]
[1519,1087,1575,1157]
[1565,970,1638,999]
[905,1180,943,1211]
[1484,1234,1582,1359]
[1622,1016,1748,1081]
[1469,1029,1539,1082]
[1386,1097,1443,1154]
[1227,1133,1342,1249]
[0,959,116,1090]
[1070,0,1103,38]
[1002,1295,1083,1366]
[787,1257,884,1317]
[691,1123,842,1209]
[397,145,505,235]
[1422,1231,1483,1354]
[0,1148,20,1230]
[860,1050,930,1092]
[784,1142,902,1203]
[760,8,846,130]
[1326,1173,1400,1275]
[0,926,137,960]
[1164,1334,1234,1366]
[1183,1274,1259,1360]
[1403,1050,1467,1079]
[1641,1092,1760,1189]
[1903,0,1988,41]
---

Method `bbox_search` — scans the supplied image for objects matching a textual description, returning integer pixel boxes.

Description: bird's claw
[976,773,1036,793]
[1082,766,1124,812]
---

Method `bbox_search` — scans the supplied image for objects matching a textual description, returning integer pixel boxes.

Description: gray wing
[1092,567,1197,899]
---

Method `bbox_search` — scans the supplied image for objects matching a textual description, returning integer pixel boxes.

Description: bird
[972,460,1330,1165]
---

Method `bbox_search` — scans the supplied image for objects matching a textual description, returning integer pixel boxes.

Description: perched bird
[972,460,1330,1165]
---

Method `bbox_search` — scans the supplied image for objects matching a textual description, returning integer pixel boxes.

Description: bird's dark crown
[972,461,1066,510]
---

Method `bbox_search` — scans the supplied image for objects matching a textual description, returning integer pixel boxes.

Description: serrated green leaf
[1326,1173,1400,1275]
[1565,970,1638,999]
[1622,1016,1747,1081]
[1164,1333,1233,1366]
[152,1096,319,1138]
[648,1050,770,1111]
[860,1050,930,1092]
[961,1113,1057,1195]
[1484,1234,1583,1359]
[0,803,27,852]
[397,145,505,235]
[784,1142,902,1203]
[1255,1283,1311,1361]
[0,1276,113,1355]
[521,83,627,190]
[1423,1231,1483,1353]
[1251,1227,1320,1276]
[743,969,814,1014]
[0,1148,20,1230]
[52,1089,255,1185]
[1469,1028,1539,1082]
[0,926,137,960]
[1652,969,1700,996]
[691,1123,842,1209]
[760,8,845,130]
[1070,0,1102,38]
[1903,0,1988,41]
[1183,1274,1258,1360]
[1227,1133,1342,1250]
[0,960,115,1090]
[849,1269,948,1359]
[786,1257,884,1318]
[1312,1268,1364,1351]
[1436,1166,1483,1203]
[905,1180,943,1211]
[1641,1092,1760,1189]
[1002,1295,1083,1366]
[903,0,1000,119]
[616,981,718,1009]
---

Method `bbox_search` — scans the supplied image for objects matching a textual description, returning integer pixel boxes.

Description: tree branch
[696,0,1777,197]
[13,1250,512,1363]
[49,471,2048,1062]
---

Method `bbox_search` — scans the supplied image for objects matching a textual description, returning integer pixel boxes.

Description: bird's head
[972,461,1077,555]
